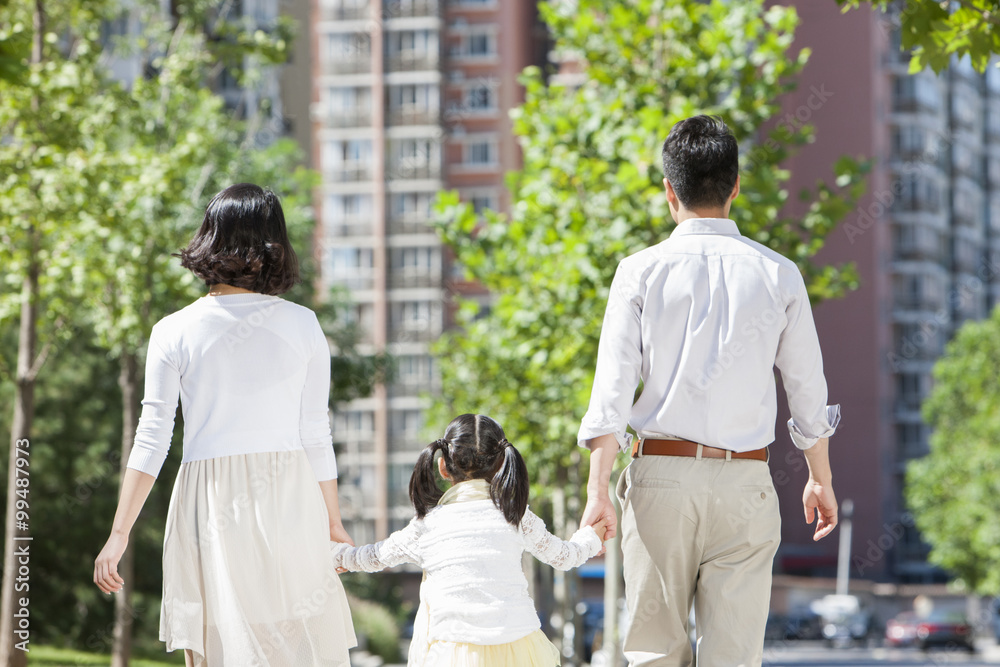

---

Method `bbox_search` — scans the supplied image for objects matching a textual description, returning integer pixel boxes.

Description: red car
[885,611,975,652]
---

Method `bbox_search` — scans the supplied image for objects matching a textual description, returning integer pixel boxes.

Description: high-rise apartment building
[771,1,1000,581]
[312,0,546,543]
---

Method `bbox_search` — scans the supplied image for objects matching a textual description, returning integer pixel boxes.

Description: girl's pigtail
[409,439,447,518]
[490,439,529,526]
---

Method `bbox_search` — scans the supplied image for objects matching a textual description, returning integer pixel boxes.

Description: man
[578,115,840,666]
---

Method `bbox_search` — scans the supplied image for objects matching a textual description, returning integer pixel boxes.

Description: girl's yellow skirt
[414,629,561,666]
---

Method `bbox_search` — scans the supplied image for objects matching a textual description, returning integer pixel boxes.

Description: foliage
[347,595,403,663]
[429,0,869,497]
[907,306,1000,595]
[837,0,1000,73]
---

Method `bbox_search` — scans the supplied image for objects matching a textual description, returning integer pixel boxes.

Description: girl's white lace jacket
[330,480,602,645]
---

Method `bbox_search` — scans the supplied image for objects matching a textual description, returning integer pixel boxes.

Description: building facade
[774,1,1000,581]
[310,0,546,543]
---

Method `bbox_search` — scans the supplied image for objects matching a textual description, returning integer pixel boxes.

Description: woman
[94,183,357,666]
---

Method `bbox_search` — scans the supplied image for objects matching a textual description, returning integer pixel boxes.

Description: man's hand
[581,492,617,556]
[803,479,837,541]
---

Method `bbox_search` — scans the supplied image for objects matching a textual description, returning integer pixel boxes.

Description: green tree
[907,306,1000,594]
[0,2,118,662]
[837,0,1000,73]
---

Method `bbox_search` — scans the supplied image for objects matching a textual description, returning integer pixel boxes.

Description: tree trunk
[0,271,37,667]
[111,352,139,667]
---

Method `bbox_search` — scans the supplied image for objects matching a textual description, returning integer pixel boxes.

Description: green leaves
[429,0,868,499]
[908,306,1000,594]
[837,0,1000,73]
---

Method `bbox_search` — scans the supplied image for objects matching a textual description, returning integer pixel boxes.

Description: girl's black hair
[408,413,529,526]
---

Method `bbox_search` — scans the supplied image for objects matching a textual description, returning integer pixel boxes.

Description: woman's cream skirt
[158,449,356,666]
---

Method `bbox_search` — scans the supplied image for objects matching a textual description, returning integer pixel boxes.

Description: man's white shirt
[578,217,840,452]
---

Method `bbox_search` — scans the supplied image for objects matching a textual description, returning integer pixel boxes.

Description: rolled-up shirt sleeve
[775,272,841,449]
[577,262,643,452]
[300,316,338,481]
[126,326,180,478]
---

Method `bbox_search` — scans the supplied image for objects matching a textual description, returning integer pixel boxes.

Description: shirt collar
[438,478,491,506]
[669,217,741,237]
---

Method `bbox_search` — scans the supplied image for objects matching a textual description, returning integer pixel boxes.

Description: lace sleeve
[521,509,602,571]
[331,517,424,572]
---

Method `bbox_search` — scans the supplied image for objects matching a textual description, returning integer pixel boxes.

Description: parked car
[821,610,875,647]
[765,610,824,641]
[885,611,975,652]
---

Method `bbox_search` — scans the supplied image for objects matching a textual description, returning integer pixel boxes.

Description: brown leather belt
[632,438,768,462]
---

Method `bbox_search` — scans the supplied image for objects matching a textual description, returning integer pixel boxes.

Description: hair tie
[501,438,513,450]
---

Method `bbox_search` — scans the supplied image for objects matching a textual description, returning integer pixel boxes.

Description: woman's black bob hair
[177,183,300,295]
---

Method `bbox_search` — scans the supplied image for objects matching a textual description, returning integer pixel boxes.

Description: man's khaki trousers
[617,452,781,667]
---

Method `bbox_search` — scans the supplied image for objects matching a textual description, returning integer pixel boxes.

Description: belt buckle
[631,438,644,458]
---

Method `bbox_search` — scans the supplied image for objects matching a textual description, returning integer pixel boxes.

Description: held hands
[803,478,838,541]
[580,492,617,557]
[330,521,354,573]
[94,532,128,594]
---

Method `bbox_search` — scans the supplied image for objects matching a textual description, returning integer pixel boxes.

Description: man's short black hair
[178,183,300,295]
[661,115,739,209]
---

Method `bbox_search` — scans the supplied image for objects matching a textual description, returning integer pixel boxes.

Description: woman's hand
[94,532,129,594]
[330,521,354,573]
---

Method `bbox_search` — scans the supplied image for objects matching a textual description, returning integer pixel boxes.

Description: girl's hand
[591,518,608,542]
[94,532,128,594]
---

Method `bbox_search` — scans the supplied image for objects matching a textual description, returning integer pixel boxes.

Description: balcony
[323,108,373,128]
[388,105,440,126]
[321,4,370,21]
[326,216,373,237]
[388,270,442,289]
[387,51,438,72]
[323,57,371,75]
[326,162,374,182]
[389,162,439,181]
[388,213,435,235]
[387,0,439,18]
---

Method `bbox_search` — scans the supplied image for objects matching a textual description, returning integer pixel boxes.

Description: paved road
[763,640,1000,666]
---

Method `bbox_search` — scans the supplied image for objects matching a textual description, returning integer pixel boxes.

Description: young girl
[331,413,606,666]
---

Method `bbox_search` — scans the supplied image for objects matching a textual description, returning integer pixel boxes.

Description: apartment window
[391,246,438,272]
[952,181,983,227]
[471,193,496,213]
[893,74,940,113]
[389,30,435,57]
[897,372,927,411]
[465,140,497,165]
[896,423,929,459]
[895,174,940,213]
[452,27,496,58]
[334,411,374,439]
[325,32,369,61]
[394,301,433,331]
[951,86,979,130]
[466,82,496,110]
[397,354,436,387]
[954,235,981,273]
[391,409,423,437]
[392,192,434,220]
[327,86,371,113]
[892,126,925,159]
[893,223,943,261]
[327,246,374,289]
[327,194,373,220]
